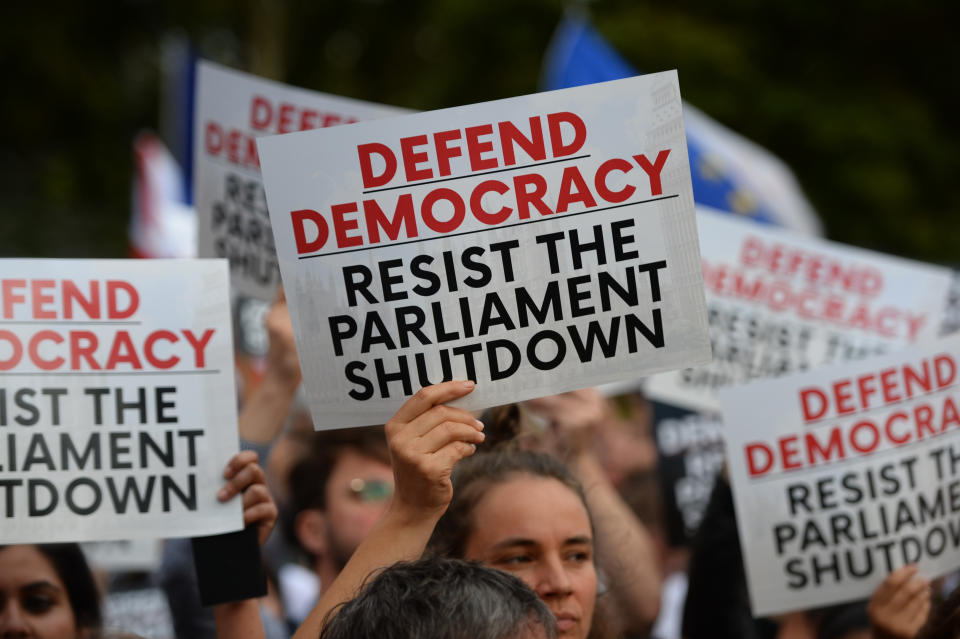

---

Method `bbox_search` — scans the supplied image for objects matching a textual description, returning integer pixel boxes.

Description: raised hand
[386,380,485,519]
[219,450,278,547]
[868,564,932,639]
[291,380,484,639]
[264,287,301,389]
[525,389,609,457]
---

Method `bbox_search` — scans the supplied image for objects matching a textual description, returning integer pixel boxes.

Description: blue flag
[542,14,821,235]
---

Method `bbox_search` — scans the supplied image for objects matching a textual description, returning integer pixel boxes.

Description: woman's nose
[534,556,574,599]
[0,602,32,637]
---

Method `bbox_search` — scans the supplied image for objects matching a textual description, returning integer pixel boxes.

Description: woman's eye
[23,595,54,614]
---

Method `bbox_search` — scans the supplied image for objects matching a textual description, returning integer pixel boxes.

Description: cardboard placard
[719,334,960,615]
[257,71,711,429]
[81,539,162,572]
[942,270,960,336]
[193,60,409,303]
[645,207,953,413]
[0,259,241,543]
[651,401,724,546]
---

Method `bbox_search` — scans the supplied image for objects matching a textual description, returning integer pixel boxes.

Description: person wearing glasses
[285,426,394,610]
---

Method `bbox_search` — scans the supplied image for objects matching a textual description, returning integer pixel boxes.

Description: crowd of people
[2,292,958,639]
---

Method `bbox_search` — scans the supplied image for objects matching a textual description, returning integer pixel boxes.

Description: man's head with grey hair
[319,557,557,639]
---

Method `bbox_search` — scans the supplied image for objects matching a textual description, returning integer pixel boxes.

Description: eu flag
[542,14,821,235]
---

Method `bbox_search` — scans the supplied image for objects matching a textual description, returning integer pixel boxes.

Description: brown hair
[919,581,960,639]
[0,544,102,634]
[426,447,621,639]
[427,448,588,558]
[288,426,389,515]
[285,426,389,557]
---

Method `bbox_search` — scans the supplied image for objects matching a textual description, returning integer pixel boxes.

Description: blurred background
[1,0,958,263]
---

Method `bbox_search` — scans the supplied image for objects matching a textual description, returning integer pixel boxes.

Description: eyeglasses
[347,478,394,502]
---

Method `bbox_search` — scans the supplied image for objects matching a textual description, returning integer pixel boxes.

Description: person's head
[0,544,101,639]
[320,557,556,639]
[289,426,393,578]
[428,450,598,639]
[918,580,960,639]
[816,603,870,639]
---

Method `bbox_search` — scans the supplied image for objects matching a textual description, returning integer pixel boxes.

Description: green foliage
[1,0,957,263]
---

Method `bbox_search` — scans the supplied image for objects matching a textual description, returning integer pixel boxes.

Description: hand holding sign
[867,565,932,639]
[292,381,485,639]
[385,381,485,519]
[259,71,711,429]
[192,450,274,608]
[219,450,277,547]
[719,334,960,615]
[0,259,240,544]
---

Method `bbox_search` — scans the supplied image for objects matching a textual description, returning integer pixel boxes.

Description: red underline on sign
[298,193,680,260]
[747,426,960,484]
[362,154,593,194]
[0,320,143,326]
[803,383,958,428]
[0,369,221,376]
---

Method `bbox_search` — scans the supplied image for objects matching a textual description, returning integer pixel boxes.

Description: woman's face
[0,545,81,639]
[463,476,597,639]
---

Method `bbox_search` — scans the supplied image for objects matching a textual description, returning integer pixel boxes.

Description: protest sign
[194,60,408,304]
[257,70,711,429]
[103,587,174,639]
[942,269,960,336]
[82,539,162,572]
[645,207,953,413]
[0,259,241,543]
[651,401,724,545]
[719,334,960,615]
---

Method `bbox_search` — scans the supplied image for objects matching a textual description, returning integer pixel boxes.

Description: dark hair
[0,543,102,632]
[320,558,556,639]
[918,581,960,639]
[427,421,617,639]
[288,426,389,516]
[285,426,390,555]
[427,448,588,559]
[816,602,869,639]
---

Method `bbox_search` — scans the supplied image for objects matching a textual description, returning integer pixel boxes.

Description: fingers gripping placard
[0,259,241,543]
[259,71,711,429]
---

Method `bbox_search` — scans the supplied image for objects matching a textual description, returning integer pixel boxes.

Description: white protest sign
[258,71,711,429]
[82,539,162,572]
[645,207,953,412]
[194,60,409,302]
[0,259,241,543]
[719,335,960,615]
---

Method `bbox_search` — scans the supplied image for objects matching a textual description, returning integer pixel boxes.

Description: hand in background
[238,288,302,444]
[264,287,301,390]
[219,450,278,546]
[525,389,609,458]
[868,565,932,639]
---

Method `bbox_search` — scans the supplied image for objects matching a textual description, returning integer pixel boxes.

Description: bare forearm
[214,600,266,639]
[292,505,442,639]
[238,373,299,444]
[573,453,661,632]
